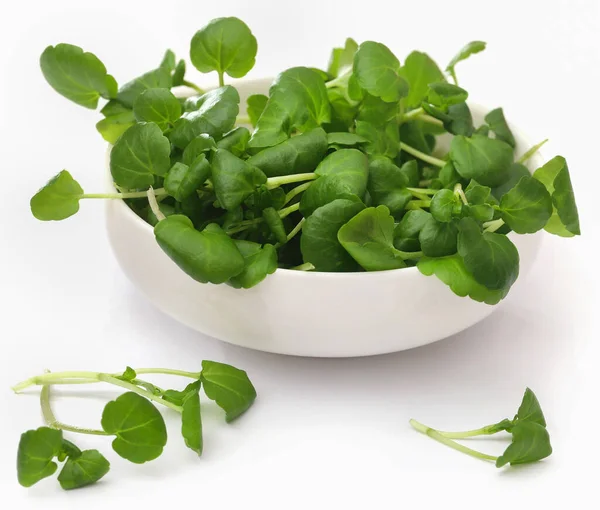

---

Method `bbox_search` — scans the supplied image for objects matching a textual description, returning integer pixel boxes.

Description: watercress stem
[279,202,300,219]
[400,108,443,126]
[435,425,501,439]
[96,374,182,412]
[266,173,317,190]
[284,181,312,206]
[181,80,205,94]
[81,188,168,200]
[454,183,468,205]
[147,187,166,221]
[518,139,549,164]
[399,143,446,168]
[285,217,305,243]
[236,115,251,125]
[132,368,200,379]
[406,200,431,210]
[406,188,438,196]
[483,218,505,233]
[290,262,315,271]
[218,71,225,87]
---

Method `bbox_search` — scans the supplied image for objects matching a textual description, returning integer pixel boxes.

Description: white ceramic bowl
[105,79,543,357]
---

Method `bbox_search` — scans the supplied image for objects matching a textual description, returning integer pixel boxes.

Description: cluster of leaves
[410,388,552,467]
[31,18,580,302]
[16,362,256,490]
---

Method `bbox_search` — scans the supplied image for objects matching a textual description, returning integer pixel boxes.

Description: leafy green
[180,381,203,455]
[262,207,287,244]
[499,176,552,233]
[327,132,368,147]
[367,156,412,217]
[430,189,462,222]
[427,82,468,107]
[515,388,547,427]
[484,108,516,147]
[117,67,172,109]
[96,110,135,143]
[355,119,399,158]
[30,170,83,221]
[164,157,211,202]
[419,217,459,257]
[133,88,181,131]
[327,38,358,77]
[496,422,552,467]
[492,162,530,200]
[400,51,445,109]
[17,427,63,487]
[217,127,250,156]
[228,241,277,288]
[182,134,217,165]
[57,450,110,490]
[315,148,368,197]
[246,94,268,127]
[446,41,486,84]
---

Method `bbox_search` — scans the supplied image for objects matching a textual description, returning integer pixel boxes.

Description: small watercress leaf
[133,88,182,131]
[398,160,420,187]
[442,102,474,137]
[315,149,369,197]
[430,189,461,222]
[299,175,356,217]
[30,170,83,221]
[57,450,110,490]
[117,67,172,109]
[516,388,547,427]
[327,37,359,77]
[165,157,211,202]
[217,127,250,157]
[228,241,278,288]
[301,198,365,272]
[357,93,399,124]
[438,161,461,189]
[353,41,408,102]
[458,217,519,291]
[327,132,368,147]
[499,175,552,233]
[154,216,245,284]
[446,41,486,82]
[492,162,530,201]
[200,360,257,422]
[367,156,412,218]
[244,186,286,214]
[355,119,399,158]
[160,49,176,72]
[59,439,82,461]
[162,381,202,406]
[246,94,268,127]
[395,210,431,240]
[326,87,358,131]
[399,120,433,155]
[180,381,203,455]
[427,82,468,107]
[172,59,186,87]
[484,108,516,147]
[40,44,117,108]
[190,17,257,80]
[495,421,552,468]
[17,427,63,487]
[120,366,136,382]
[262,207,287,244]
[96,110,135,143]
[419,217,459,257]
[182,134,217,165]
[400,51,445,109]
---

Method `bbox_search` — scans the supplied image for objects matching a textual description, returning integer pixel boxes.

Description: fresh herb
[13,363,257,490]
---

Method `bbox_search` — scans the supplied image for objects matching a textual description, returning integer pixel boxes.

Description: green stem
[182,80,205,94]
[419,179,432,187]
[436,425,502,439]
[132,368,200,379]
[483,218,505,233]
[96,374,182,412]
[449,69,459,86]
[236,115,252,125]
[279,202,300,219]
[407,188,438,196]
[285,217,305,243]
[227,203,301,235]
[325,69,352,89]
[397,250,423,260]
[410,419,498,463]
[399,108,444,126]
[518,139,548,164]
[406,200,431,210]
[266,173,317,190]
[454,183,468,205]
[147,187,166,221]
[284,182,312,206]
[400,143,446,168]
[290,262,315,271]
[218,71,225,87]
[81,188,168,200]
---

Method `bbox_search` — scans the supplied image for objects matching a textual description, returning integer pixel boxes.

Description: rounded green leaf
[326,132,368,147]
[496,421,552,468]
[355,119,400,158]
[430,189,461,222]
[228,241,278,289]
[419,216,459,257]
[367,156,412,217]
[164,157,211,202]
[181,381,203,456]
[400,50,445,109]
[190,17,257,79]
[262,207,287,244]
[30,170,83,221]
[315,149,369,196]
[484,108,516,148]
[395,209,431,242]
[299,175,356,217]
[515,388,547,427]
[101,392,167,464]
[133,88,182,131]
[327,38,359,78]
[217,127,250,157]
[57,450,110,490]
[17,427,63,487]
[427,82,468,107]
[96,111,135,144]
[499,175,552,234]
[116,67,172,109]
[40,43,117,108]
[492,162,530,200]
[182,134,217,165]
[246,94,268,127]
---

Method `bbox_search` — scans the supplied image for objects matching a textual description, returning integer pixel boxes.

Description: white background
[0,0,598,508]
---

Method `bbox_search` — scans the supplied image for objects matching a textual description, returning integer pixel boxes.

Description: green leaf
[180,381,203,456]
[244,186,286,214]
[246,94,268,127]
[430,189,462,222]
[117,67,172,109]
[400,51,445,109]
[395,209,431,240]
[190,17,257,80]
[96,110,135,143]
[30,170,83,221]
[327,132,368,147]
[299,176,355,217]
[398,160,420,187]
[327,38,359,77]
[212,149,267,210]
[442,102,474,137]
[419,216,459,257]
[438,161,461,189]
[165,157,211,202]
[182,134,217,165]
[427,82,468,107]
[399,120,433,155]
[417,254,508,305]
[315,149,369,197]
[17,427,63,487]
[367,156,411,217]
[162,381,201,406]
[496,421,552,467]
[200,360,257,422]
[357,93,399,124]
[217,127,250,157]
[326,87,358,131]
[499,175,552,233]
[133,88,182,131]
[262,207,287,244]
[446,41,486,83]
[458,217,519,291]
[450,134,513,187]
[154,216,245,284]
[57,450,110,490]
[491,162,530,200]
[533,156,580,235]
[170,86,240,149]
[301,198,365,272]
[338,206,408,271]
[247,128,328,177]
[101,392,167,464]
[160,49,176,71]
[353,41,408,102]
[119,366,136,382]
[355,119,399,158]
[515,388,547,427]
[249,68,331,149]
[484,108,515,147]
[229,241,278,288]
[110,122,171,189]
[172,59,186,87]
[59,439,82,461]
[40,44,116,108]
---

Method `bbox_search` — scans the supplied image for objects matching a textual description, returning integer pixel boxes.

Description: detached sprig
[410,388,552,468]
[13,362,257,490]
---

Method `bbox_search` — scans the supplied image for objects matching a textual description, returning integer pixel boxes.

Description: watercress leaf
[395,209,431,240]
[262,207,287,244]
[496,421,552,468]
[300,175,356,217]
[492,162,530,200]
[533,156,580,236]
[249,68,331,149]
[133,88,182,131]
[200,360,257,422]
[163,381,202,406]
[190,17,257,80]
[30,170,83,221]
[110,122,171,189]
[484,108,515,148]
[314,148,369,197]
[400,51,445,109]
[244,186,286,213]
[458,217,519,291]
[427,82,468,107]
[165,157,211,202]
[355,119,399,158]
[326,87,358,131]
[182,134,217,165]
[327,132,368,147]
[117,67,172,109]
[17,427,63,487]
[514,387,547,427]
[367,156,412,217]
[40,44,117,108]
[212,149,267,210]
[438,161,461,188]
[450,134,513,187]
[57,450,110,490]
[442,102,474,136]
[154,216,245,284]
[465,204,495,222]
[229,241,278,288]
[475,124,490,136]
[353,41,408,102]
[247,128,328,177]
[180,381,203,455]
[499,175,552,233]
[465,182,493,204]
[170,86,240,149]
[446,41,486,82]
[96,110,135,143]
[417,254,507,305]
[172,59,186,87]
[419,216,459,257]
[398,160,420,187]
[327,37,359,77]
[59,439,82,461]
[101,100,131,116]
[399,120,432,155]
[217,127,250,156]
[120,366,137,381]
[357,93,399,124]
[430,188,461,222]
[246,94,268,127]
[160,49,176,72]
[338,205,408,271]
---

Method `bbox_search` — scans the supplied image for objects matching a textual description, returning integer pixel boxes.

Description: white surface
[107,90,544,356]
[0,0,598,508]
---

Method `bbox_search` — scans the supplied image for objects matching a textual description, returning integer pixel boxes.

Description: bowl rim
[106,99,547,279]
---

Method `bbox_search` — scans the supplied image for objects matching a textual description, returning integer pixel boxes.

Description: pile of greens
[31,17,580,302]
